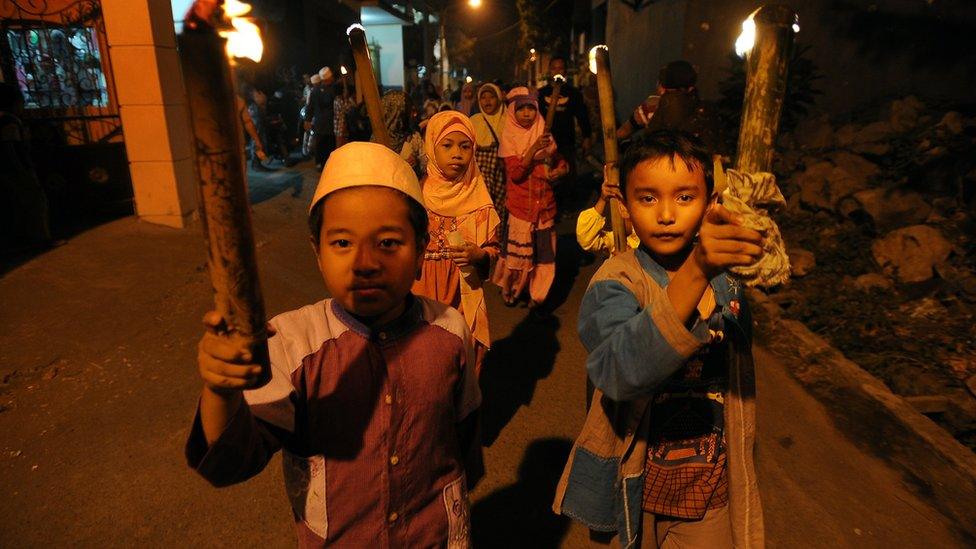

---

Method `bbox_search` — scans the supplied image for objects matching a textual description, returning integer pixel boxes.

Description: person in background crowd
[381,90,426,178]
[615,60,720,151]
[492,87,567,312]
[538,55,592,212]
[413,111,500,376]
[305,66,337,170]
[237,87,269,172]
[247,88,275,172]
[455,81,477,116]
[267,89,295,166]
[334,70,358,148]
[469,83,508,231]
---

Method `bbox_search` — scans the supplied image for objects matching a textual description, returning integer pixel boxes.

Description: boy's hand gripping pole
[179,0,270,388]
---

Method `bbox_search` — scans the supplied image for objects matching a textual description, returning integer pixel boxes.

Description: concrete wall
[603,0,976,116]
[364,24,405,90]
[606,0,686,118]
[103,0,197,229]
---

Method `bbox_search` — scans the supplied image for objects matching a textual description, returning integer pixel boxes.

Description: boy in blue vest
[554,130,765,547]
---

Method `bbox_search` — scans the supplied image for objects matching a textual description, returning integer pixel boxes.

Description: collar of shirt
[633,246,738,310]
[330,294,424,343]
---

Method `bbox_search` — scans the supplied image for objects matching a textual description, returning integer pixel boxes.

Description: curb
[749,289,976,533]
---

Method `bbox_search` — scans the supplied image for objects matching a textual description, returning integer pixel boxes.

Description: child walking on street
[413,111,501,375]
[187,142,482,548]
[576,163,640,255]
[492,87,568,309]
[553,130,765,547]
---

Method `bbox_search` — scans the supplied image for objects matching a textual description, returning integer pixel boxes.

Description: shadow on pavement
[480,314,561,446]
[471,437,573,548]
[541,233,586,315]
[247,166,306,205]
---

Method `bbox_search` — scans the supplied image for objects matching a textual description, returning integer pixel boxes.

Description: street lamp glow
[468,0,482,7]
[340,65,348,75]
[465,75,473,83]
[588,44,608,75]
[792,13,800,33]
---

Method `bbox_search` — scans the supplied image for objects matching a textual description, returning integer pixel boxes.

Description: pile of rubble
[768,96,976,449]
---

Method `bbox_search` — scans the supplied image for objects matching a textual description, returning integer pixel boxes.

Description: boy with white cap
[186,142,482,547]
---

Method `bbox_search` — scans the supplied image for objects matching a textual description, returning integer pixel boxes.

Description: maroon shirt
[186,296,481,547]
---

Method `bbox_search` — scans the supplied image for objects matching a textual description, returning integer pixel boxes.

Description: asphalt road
[1,164,973,547]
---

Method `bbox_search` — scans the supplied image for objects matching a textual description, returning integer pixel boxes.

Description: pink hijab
[422,111,495,218]
[497,86,557,161]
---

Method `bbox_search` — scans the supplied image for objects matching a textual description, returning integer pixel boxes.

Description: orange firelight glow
[220,0,263,62]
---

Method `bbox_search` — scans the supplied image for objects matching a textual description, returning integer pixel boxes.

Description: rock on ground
[788,248,816,277]
[871,225,953,283]
[838,187,931,229]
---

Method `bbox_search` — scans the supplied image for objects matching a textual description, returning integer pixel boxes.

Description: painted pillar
[102,0,197,228]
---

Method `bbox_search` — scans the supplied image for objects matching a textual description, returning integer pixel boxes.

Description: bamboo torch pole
[734,5,798,173]
[589,45,629,254]
[179,0,270,387]
[543,74,565,132]
[347,24,390,148]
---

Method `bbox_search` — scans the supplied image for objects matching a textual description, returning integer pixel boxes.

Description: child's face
[315,187,423,325]
[515,104,537,128]
[479,90,499,115]
[433,130,473,181]
[623,157,709,262]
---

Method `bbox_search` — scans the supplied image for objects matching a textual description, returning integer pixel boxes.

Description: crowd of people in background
[235,54,720,317]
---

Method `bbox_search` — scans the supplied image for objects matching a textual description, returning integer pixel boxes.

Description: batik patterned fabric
[721,169,791,288]
[643,333,730,519]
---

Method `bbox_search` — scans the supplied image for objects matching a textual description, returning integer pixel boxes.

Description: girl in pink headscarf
[413,111,501,375]
[491,87,568,310]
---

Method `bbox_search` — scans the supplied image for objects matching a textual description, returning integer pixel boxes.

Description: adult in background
[469,83,507,230]
[615,60,720,151]
[538,55,592,211]
[246,88,275,171]
[455,81,477,116]
[305,66,337,170]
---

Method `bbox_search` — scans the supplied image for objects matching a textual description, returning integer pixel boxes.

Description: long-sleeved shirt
[503,154,566,224]
[575,207,640,254]
[553,248,764,546]
[186,296,482,548]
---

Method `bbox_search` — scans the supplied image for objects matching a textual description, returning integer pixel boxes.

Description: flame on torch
[588,44,608,75]
[735,9,799,58]
[734,9,759,58]
[219,0,263,62]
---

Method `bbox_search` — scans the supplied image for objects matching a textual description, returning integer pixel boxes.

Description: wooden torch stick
[589,45,629,254]
[735,5,798,173]
[347,24,390,148]
[178,1,270,387]
[543,74,565,132]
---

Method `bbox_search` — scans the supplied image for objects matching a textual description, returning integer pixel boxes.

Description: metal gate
[0,0,132,229]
